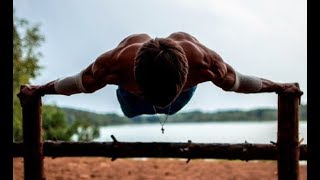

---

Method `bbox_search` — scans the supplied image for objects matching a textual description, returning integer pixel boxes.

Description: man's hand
[17,85,43,106]
[277,83,303,96]
[18,85,43,97]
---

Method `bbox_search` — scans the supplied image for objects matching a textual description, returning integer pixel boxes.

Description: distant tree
[42,105,77,140]
[42,104,100,141]
[299,103,307,121]
[13,12,44,141]
[71,119,100,141]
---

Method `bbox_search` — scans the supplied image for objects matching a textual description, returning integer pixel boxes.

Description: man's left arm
[207,54,303,96]
[220,63,303,95]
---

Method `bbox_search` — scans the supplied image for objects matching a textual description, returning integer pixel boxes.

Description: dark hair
[134,38,189,108]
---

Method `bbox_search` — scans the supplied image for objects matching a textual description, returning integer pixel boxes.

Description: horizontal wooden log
[13,141,307,161]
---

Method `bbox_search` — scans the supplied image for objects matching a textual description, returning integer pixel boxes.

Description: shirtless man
[18,32,303,118]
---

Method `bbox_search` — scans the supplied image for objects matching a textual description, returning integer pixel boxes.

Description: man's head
[134,38,189,108]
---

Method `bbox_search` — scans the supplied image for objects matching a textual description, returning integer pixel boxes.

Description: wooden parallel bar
[19,86,45,180]
[12,141,307,161]
[277,93,301,180]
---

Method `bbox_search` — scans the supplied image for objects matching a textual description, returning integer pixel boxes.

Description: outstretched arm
[17,51,112,100]
[215,63,303,95]
[207,52,303,96]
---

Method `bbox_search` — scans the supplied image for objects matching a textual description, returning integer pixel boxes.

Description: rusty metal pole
[19,85,45,180]
[277,93,301,180]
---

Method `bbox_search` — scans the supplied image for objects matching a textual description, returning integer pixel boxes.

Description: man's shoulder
[169,31,192,37]
[118,33,152,46]
[167,32,199,42]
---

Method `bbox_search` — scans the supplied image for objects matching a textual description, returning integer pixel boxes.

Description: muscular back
[81,32,236,95]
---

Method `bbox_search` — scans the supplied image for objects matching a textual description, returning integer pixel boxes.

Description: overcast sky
[14,0,307,115]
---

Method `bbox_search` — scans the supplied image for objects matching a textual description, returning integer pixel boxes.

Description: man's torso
[94,32,221,96]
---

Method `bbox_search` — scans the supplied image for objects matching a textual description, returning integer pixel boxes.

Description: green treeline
[61,108,131,127]
[60,104,307,126]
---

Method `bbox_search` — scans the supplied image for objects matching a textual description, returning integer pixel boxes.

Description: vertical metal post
[19,87,45,180]
[277,93,300,180]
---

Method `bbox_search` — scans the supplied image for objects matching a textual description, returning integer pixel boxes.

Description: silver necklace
[153,104,171,134]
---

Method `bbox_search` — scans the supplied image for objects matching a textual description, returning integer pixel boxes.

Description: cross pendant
[161,127,164,134]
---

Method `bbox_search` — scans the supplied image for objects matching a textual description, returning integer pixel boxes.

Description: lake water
[95,121,307,144]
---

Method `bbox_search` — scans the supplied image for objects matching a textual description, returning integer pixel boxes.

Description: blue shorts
[116,86,197,118]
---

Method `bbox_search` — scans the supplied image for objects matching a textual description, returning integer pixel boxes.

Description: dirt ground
[13,157,307,180]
